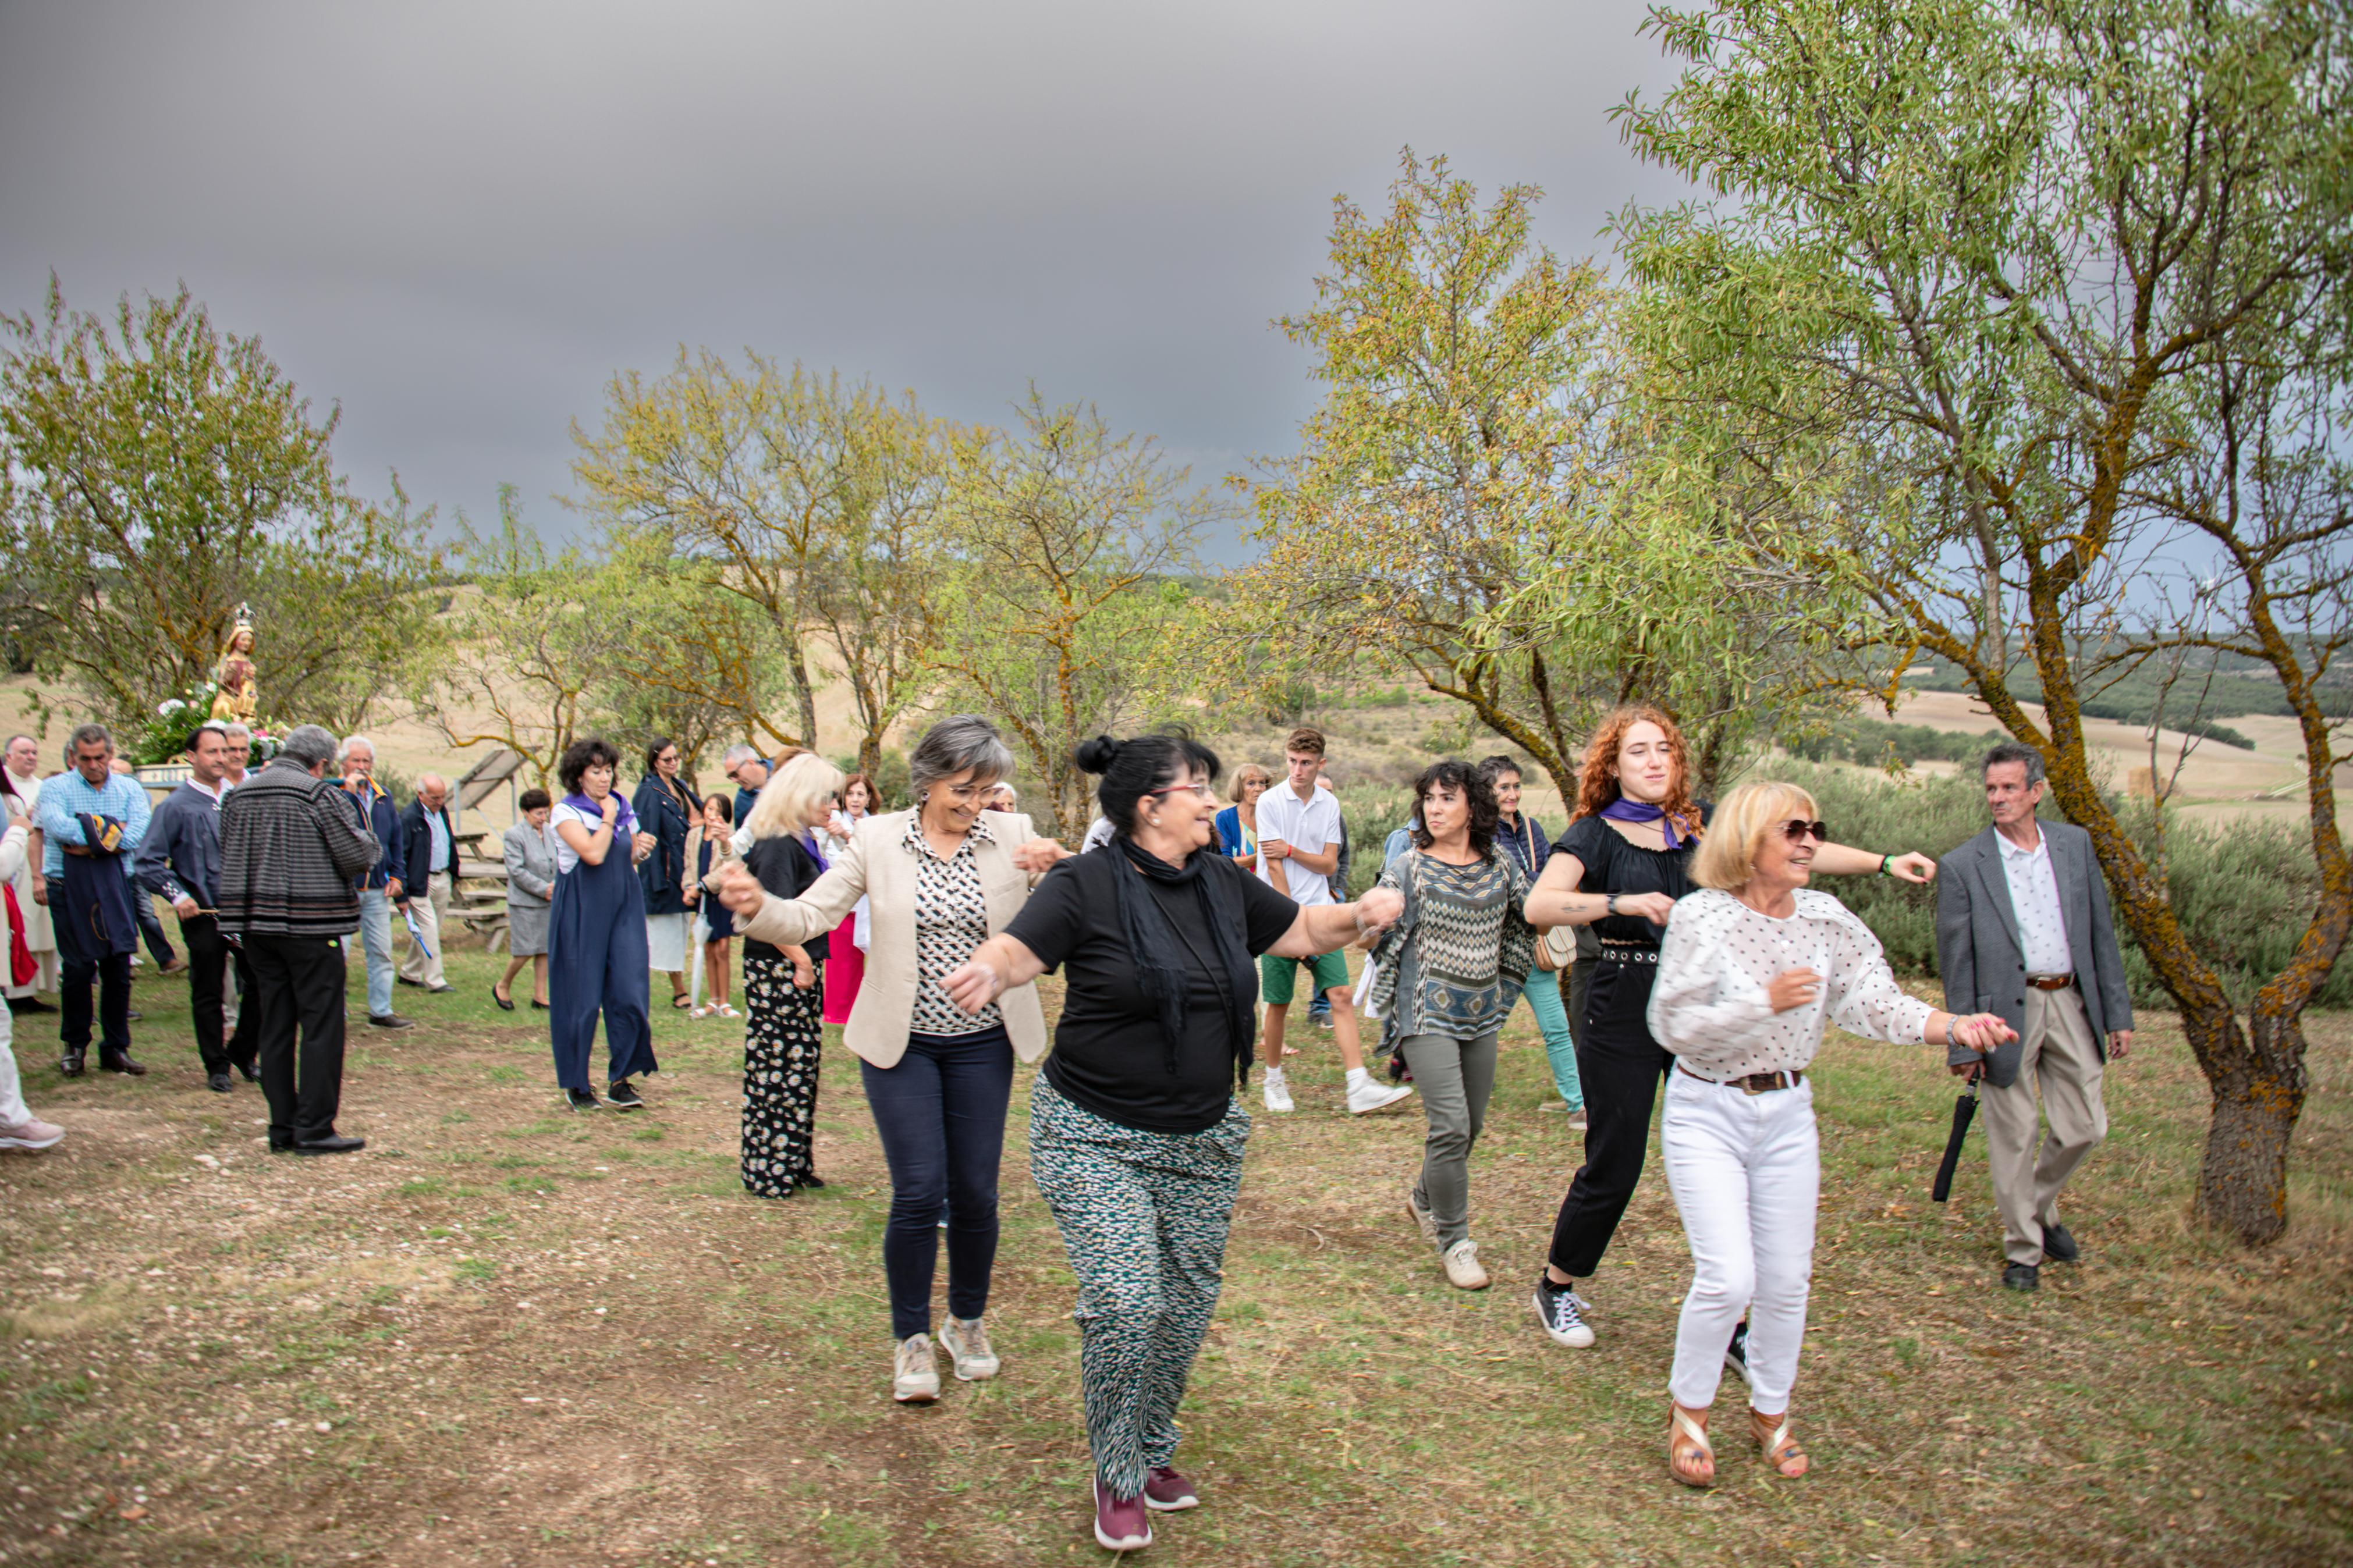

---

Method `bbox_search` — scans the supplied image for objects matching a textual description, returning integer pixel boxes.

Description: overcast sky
[0,1,1690,561]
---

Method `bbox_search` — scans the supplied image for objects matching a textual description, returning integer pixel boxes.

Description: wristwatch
[1605,894,1619,916]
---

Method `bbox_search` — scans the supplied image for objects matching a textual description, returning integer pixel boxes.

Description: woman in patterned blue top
[1367,759,1535,1291]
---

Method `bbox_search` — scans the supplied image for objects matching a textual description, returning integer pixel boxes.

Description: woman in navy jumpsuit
[547,737,659,1111]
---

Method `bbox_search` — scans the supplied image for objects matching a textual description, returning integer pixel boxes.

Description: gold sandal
[1669,1403,1715,1488]
[1752,1409,1809,1478]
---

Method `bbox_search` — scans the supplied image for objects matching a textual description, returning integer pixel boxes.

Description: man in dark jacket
[1936,741,2135,1292]
[396,773,457,994]
[135,721,255,1092]
[218,724,381,1154]
[335,737,411,1030]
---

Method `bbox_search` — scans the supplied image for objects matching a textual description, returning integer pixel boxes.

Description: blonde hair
[1230,763,1272,799]
[743,752,845,842]
[1689,781,1819,891]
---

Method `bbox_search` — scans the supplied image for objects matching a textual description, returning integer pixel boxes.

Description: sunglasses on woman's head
[1780,819,1829,844]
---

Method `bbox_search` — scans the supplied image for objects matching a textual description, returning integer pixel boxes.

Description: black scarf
[1112,834,1261,1085]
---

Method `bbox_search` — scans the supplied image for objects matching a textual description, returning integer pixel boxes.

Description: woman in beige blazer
[716,715,1069,1406]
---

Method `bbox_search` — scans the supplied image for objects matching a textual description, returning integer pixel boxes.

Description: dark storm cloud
[0,1,1690,559]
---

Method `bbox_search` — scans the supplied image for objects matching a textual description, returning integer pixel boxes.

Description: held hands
[1353,887,1404,938]
[1943,1012,2017,1071]
[1766,968,1822,1014]
[711,861,765,918]
[1011,837,1069,874]
[941,956,1005,1015]
[1617,891,1676,927]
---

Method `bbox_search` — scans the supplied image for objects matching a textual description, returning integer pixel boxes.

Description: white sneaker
[1443,1239,1490,1290]
[0,1117,63,1152]
[892,1334,940,1403]
[1347,1079,1413,1115]
[939,1315,1000,1381]
[1406,1183,1438,1246]
[1262,1072,1294,1113]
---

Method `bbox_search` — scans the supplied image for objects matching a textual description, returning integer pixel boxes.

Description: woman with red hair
[1520,706,1935,1355]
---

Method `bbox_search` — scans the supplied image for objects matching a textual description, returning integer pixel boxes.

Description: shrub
[1761,760,2353,1009]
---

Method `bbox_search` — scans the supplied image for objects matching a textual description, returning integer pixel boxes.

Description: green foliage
[1770,761,2353,1010]
[829,747,909,811]
[1905,664,2290,744]
[1781,717,2010,770]
[1335,784,1415,897]
[0,278,438,735]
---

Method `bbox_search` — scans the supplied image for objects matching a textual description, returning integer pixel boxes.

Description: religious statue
[210,610,258,725]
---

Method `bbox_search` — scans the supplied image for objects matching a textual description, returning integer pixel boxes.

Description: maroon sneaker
[1142,1466,1198,1512]
[1092,1478,1151,1551]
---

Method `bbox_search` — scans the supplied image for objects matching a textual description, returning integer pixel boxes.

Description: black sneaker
[565,1087,601,1112]
[1532,1275,1596,1348]
[795,1172,826,1190]
[2039,1222,2079,1263]
[605,1080,644,1111]
[1724,1320,1751,1386]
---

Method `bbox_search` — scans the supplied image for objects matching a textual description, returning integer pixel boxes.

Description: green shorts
[1260,948,1351,1006]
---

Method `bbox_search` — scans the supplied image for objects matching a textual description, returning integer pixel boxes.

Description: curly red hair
[1572,705,1703,841]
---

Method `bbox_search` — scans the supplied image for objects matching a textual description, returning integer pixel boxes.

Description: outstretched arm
[1812,842,1934,884]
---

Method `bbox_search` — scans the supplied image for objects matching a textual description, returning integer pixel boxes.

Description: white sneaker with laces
[1262,1071,1295,1113]
[939,1315,1000,1381]
[1347,1079,1413,1115]
[1534,1279,1596,1349]
[1443,1239,1490,1290]
[0,1118,64,1151]
[892,1333,941,1403]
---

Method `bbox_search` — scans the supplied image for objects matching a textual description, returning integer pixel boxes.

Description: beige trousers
[398,876,451,989]
[1982,984,2107,1266]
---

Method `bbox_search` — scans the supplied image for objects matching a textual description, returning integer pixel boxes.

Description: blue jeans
[356,890,395,1019]
[861,1026,1015,1340]
[1515,968,1582,1110]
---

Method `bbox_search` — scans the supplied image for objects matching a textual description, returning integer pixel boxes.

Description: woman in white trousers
[1646,781,2011,1487]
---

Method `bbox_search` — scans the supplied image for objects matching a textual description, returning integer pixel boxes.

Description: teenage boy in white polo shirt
[1255,728,1412,1116]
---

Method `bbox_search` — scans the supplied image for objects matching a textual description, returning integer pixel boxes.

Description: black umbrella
[1931,1066,1983,1203]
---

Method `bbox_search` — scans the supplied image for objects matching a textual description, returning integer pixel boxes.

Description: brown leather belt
[2025,974,2075,992]
[1677,1062,1804,1094]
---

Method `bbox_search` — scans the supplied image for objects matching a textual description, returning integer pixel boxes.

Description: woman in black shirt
[1521,706,1935,1355]
[736,755,839,1199]
[942,731,1403,1554]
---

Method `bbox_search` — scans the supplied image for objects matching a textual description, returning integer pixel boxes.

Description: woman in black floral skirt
[736,753,843,1198]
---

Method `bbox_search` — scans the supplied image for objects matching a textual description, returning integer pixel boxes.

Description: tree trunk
[858,733,882,780]
[2189,1001,2307,1246]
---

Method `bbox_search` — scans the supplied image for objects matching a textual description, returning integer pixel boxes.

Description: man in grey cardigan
[1935,741,2135,1291]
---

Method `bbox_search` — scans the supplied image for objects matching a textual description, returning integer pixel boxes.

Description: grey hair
[66,723,113,756]
[907,714,1013,801]
[225,722,253,741]
[721,744,760,769]
[338,734,377,765]
[279,724,339,769]
[1981,740,2046,787]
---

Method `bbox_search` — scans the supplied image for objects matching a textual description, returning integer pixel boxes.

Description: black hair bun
[1073,735,1122,775]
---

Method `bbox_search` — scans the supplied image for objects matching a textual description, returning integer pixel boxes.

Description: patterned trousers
[741,951,822,1197]
[1028,1075,1248,1496]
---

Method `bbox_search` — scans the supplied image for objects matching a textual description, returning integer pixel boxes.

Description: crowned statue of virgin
[210,609,258,725]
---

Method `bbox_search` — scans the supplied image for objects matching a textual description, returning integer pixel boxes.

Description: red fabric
[2,883,33,986]
[822,912,864,1025]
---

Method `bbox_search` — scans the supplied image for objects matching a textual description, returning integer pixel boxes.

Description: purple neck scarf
[1599,796,1690,849]
[562,792,636,839]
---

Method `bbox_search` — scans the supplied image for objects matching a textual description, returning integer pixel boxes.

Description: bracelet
[1878,854,1893,877]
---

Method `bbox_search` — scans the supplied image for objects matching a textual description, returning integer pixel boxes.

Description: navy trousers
[546,848,657,1091]
[861,1026,1015,1340]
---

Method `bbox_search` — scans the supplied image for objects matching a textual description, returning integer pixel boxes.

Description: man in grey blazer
[1936,741,2135,1292]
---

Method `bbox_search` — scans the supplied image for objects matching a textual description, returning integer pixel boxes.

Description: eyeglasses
[1780,819,1829,844]
[1144,782,1216,801]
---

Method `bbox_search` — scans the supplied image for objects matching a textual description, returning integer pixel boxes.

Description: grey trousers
[1399,1029,1500,1250]
[1982,985,2108,1266]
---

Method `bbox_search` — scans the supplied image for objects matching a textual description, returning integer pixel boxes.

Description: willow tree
[1616,0,2353,1240]
[0,278,435,734]
[1220,152,1843,799]
[932,391,1217,838]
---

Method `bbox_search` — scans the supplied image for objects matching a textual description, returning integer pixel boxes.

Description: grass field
[1,945,2349,1566]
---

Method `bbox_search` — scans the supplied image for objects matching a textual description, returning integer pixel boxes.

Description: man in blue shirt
[335,737,412,1029]
[38,724,151,1076]
[136,722,254,1091]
